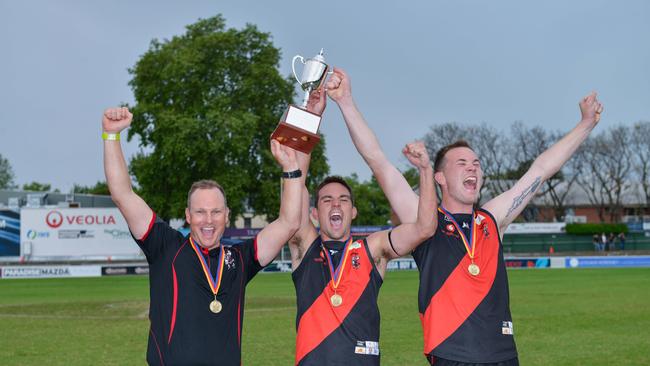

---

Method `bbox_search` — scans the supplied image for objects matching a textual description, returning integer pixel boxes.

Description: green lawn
[0,268,649,365]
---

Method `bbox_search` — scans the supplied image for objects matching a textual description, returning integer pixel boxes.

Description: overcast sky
[1,0,649,192]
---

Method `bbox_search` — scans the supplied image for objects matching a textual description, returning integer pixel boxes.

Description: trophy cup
[271,49,330,154]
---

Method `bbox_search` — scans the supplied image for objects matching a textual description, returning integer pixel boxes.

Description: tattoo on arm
[506,176,542,218]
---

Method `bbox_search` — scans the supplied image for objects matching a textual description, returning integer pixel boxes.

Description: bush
[565,223,628,235]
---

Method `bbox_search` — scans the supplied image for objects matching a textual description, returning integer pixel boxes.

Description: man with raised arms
[102,107,304,365]
[326,69,603,365]
[288,87,438,366]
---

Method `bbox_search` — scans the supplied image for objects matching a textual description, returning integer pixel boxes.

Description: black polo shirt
[135,213,262,365]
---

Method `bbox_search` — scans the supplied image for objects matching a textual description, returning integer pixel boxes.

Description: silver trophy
[292,49,330,108]
[270,49,330,154]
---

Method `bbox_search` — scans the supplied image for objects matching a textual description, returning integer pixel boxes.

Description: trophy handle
[292,55,305,87]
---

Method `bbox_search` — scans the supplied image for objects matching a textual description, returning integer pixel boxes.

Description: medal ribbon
[322,237,354,290]
[189,237,224,297]
[438,207,476,260]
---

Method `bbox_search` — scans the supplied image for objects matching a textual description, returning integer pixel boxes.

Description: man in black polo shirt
[102,106,303,365]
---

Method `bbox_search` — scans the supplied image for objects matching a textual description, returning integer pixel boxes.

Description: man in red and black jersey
[287,84,438,366]
[332,69,604,365]
[102,107,304,365]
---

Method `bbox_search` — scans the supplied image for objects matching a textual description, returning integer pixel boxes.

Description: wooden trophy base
[271,105,322,154]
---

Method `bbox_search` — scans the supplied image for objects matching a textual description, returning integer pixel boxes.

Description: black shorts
[427,355,519,366]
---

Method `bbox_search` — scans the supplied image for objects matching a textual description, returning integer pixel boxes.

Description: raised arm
[256,140,304,266]
[483,92,603,235]
[368,141,437,277]
[284,88,326,269]
[326,68,419,223]
[103,107,153,240]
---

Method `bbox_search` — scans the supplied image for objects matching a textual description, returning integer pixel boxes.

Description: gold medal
[468,263,480,276]
[330,294,343,307]
[209,299,222,313]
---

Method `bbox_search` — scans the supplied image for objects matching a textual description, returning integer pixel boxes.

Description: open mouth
[201,227,216,239]
[329,211,343,230]
[463,176,478,191]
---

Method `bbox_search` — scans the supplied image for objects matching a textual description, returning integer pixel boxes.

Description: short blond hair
[187,180,227,209]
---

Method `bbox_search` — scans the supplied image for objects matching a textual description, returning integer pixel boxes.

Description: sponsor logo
[58,230,94,239]
[502,321,514,335]
[2,267,71,278]
[104,267,128,275]
[46,210,117,228]
[134,266,149,274]
[462,222,470,229]
[354,340,380,356]
[26,230,50,240]
[104,229,131,239]
[46,211,64,228]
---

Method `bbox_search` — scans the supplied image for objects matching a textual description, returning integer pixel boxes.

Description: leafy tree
[127,15,328,222]
[73,181,110,195]
[345,173,392,226]
[22,181,52,192]
[0,153,15,189]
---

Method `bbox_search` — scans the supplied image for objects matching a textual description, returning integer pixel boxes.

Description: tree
[22,181,52,192]
[0,153,15,189]
[575,127,633,222]
[345,174,392,226]
[73,181,110,195]
[630,121,650,207]
[127,15,328,222]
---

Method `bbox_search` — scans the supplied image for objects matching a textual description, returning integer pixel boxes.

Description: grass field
[1,268,649,365]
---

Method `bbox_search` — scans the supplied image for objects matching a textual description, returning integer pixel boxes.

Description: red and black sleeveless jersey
[292,237,383,366]
[412,208,518,363]
[135,213,262,365]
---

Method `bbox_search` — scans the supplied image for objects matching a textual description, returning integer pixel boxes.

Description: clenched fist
[403,141,431,170]
[103,107,133,133]
[579,92,604,126]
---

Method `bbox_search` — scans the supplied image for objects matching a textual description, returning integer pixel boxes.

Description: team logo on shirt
[446,224,455,233]
[224,248,236,270]
[351,253,361,269]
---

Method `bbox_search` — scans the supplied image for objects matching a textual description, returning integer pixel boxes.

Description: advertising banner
[0,265,101,279]
[565,256,650,268]
[505,223,566,234]
[0,209,20,257]
[20,208,143,259]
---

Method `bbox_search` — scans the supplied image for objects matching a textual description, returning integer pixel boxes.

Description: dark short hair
[187,180,227,209]
[433,140,474,172]
[314,176,354,207]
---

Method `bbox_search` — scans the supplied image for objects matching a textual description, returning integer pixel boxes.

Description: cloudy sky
[1,0,648,192]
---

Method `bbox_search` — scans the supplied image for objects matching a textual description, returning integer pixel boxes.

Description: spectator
[593,234,600,252]
[618,232,626,250]
[601,232,608,252]
[608,233,616,251]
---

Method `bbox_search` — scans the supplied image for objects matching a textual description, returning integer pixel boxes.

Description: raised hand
[103,107,133,133]
[270,139,299,171]
[402,141,431,170]
[324,67,352,103]
[306,85,327,116]
[579,92,604,125]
